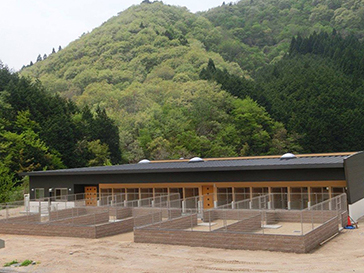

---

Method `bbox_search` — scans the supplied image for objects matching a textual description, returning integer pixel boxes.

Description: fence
[216,193,332,210]
[136,193,347,236]
[134,194,347,252]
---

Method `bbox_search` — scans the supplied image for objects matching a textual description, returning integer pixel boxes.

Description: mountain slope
[21,2,300,161]
[202,0,364,70]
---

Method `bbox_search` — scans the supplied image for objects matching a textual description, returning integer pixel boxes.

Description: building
[23,151,364,220]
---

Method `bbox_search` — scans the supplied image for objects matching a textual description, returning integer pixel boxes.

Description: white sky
[0,0,224,71]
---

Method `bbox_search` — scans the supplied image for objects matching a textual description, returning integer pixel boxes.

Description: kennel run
[0,151,361,252]
[0,191,347,253]
[23,151,364,221]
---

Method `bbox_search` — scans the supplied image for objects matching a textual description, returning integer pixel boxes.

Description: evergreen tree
[91,107,122,164]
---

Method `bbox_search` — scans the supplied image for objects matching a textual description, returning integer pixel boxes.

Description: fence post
[209,210,211,232]
[261,211,264,234]
[39,200,41,216]
[48,204,51,222]
[224,210,227,232]
[301,210,303,235]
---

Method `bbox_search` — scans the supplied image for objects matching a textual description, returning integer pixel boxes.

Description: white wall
[349,197,364,222]
[28,201,77,214]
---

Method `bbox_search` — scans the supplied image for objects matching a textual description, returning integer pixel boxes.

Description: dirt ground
[0,219,363,273]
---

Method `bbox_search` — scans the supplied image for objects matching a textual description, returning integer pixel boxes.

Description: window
[35,188,44,200]
[55,188,68,201]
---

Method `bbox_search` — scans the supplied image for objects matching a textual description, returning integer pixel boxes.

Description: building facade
[24,152,364,220]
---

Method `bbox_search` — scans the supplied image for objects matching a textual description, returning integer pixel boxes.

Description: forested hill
[20,1,301,164]
[0,64,122,201]
[201,32,364,153]
[202,0,364,70]
[19,0,364,163]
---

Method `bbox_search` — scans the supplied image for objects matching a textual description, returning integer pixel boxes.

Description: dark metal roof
[22,154,351,177]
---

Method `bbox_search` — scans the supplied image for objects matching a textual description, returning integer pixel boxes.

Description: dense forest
[2,0,364,200]
[0,64,121,202]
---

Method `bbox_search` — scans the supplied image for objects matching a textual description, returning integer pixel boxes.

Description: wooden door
[202,185,214,209]
[85,186,97,206]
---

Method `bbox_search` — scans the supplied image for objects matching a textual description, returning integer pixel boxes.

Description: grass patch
[4,259,34,267]
[20,260,32,266]
[4,260,18,267]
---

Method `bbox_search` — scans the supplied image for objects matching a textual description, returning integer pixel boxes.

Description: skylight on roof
[189,157,204,163]
[280,153,296,160]
[138,159,151,164]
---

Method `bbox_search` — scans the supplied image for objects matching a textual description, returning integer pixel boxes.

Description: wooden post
[268,187,272,209]
[182,187,186,200]
[328,186,332,199]
[139,188,142,200]
[308,187,311,208]
[287,187,291,209]
[125,188,128,201]
[213,185,218,208]
[153,188,155,200]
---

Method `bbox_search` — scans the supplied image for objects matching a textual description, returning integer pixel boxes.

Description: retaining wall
[134,212,162,227]
[109,207,132,219]
[133,207,182,219]
[134,216,340,253]
[95,218,134,238]
[49,211,109,226]
[213,214,261,233]
[49,208,87,221]
[0,213,40,223]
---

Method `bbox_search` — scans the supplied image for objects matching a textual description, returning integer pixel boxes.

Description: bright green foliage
[20,2,300,161]
[0,163,16,203]
[86,140,112,167]
[0,63,123,199]
[18,0,364,161]
[254,34,364,153]
[3,260,18,267]
[0,64,122,168]
[20,260,33,267]
[0,111,65,174]
[203,0,364,70]
[114,80,300,160]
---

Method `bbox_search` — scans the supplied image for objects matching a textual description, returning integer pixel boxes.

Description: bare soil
[0,219,363,273]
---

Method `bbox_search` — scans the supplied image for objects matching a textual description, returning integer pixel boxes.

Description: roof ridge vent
[189,157,204,163]
[138,159,151,164]
[280,153,296,160]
